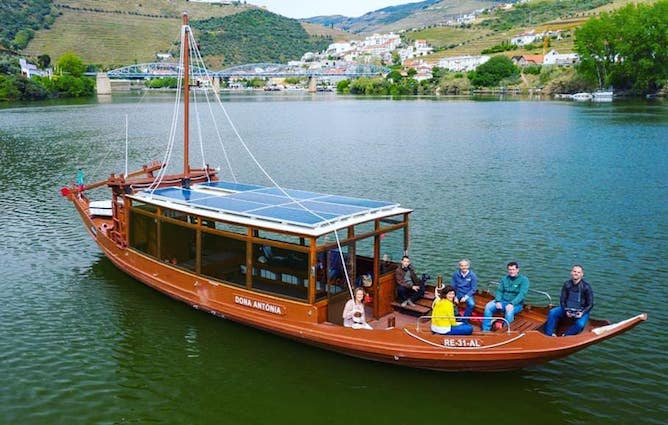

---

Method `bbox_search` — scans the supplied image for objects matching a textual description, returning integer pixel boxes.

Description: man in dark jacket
[544,264,594,336]
[395,255,424,307]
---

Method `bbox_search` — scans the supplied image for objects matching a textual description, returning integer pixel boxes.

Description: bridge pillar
[96,72,112,95]
[213,76,220,92]
[307,76,317,93]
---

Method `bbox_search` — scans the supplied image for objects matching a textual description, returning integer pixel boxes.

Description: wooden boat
[61,14,646,372]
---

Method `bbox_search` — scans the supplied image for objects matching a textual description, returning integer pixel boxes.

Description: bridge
[105,62,389,79]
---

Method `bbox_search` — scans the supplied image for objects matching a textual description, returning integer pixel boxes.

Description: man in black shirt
[544,264,594,336]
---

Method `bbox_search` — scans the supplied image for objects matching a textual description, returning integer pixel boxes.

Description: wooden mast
[182,12,191,187]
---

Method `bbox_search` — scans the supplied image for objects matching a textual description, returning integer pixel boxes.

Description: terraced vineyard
[24,9,179,67]
[24,0,270,67]
[402,0,649,61]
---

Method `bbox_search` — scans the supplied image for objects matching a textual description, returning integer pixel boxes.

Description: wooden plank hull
[67,193,646,372]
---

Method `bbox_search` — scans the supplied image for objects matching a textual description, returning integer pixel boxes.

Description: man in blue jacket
[451,259,478,322]
[544,265,594,336]
[482,261,530,331]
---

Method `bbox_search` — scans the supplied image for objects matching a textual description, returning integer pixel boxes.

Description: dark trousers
[397,283,425,302]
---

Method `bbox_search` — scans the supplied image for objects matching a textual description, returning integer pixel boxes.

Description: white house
[326,42,353,57]
[413,39,433,57]
[438,55,490,72]
[543,49,579,66]
[19,59,52,78]
[510,31,542,46]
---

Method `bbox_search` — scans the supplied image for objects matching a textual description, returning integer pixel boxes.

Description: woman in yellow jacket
[431,285,474,335]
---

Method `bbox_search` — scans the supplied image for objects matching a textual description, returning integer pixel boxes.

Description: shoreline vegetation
[0,52,94,101]
[336,0,668,99]
[2,1,666,102]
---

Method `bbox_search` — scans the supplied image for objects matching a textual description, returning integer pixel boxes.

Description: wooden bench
[391,301,431,316]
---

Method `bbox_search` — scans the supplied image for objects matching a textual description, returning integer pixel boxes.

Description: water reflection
[0,97,665,424]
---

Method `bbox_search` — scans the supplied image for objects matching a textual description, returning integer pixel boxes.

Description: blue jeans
[544,307,590,336]
[482,301,523,331]
[457,295,476,320]
[446,323,474,335]
[432,323,474,335]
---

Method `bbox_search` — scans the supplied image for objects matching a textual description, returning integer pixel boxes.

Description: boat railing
[485,281,553,306]
[416,315,511,334]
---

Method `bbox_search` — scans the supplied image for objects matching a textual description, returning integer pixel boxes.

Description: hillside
[0,0,58,51]
[194,10,332,68]
[303,0,494,34]
[20,0,339,68]
[15,0,660,70]
[401,0,654,59]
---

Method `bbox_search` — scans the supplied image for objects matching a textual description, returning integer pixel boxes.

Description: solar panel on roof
[141,180,400,229]
[199,181,264,192]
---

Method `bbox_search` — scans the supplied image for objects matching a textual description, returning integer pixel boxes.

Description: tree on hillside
[37,54,51,69]
[193,9,332,66]
[56,52,85,77]
[575,1,668,94]
[468,55,518,87]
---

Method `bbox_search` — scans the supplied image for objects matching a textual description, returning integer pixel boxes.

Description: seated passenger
[544,265,594,336]
[431,286,473,335]
[395,255,425,307]
[451,259,478,322]
[482,262,530,331]
[342,287,372,330]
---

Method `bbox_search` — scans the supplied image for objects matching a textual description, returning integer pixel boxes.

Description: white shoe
[407,300,416,307]
[401,300,409,307]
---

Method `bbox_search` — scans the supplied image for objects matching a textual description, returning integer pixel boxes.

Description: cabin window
[379,214,405,228]
[252,243,308,301]
[316,245,352,300]
[353,235,375,284]
[255,230,309,247]
[131,201,158,214]
[162,208,197,225]
[203,220,247,236]
[129,209,158,257]
[379,227,405,275]
[354,221,375,238]
[316,232,337,247]
[160,220,197,272]
[201,231,246,286]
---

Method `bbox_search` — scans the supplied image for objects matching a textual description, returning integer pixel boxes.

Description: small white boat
[592,90,613,102]
[572,92,593,101]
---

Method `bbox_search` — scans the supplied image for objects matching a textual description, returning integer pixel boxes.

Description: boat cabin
[125,180,413,323]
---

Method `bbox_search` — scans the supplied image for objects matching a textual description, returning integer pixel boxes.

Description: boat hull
[68,193,646,372]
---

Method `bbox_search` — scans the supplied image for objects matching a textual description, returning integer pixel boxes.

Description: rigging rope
[151,24,356,299]
[147,25,185,194]
[187,29,236,182]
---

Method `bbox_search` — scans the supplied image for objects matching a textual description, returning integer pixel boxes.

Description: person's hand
[505,303,514,313]
[461,295,468,303]
[495,302,502,310]
[412,285,420,291]
[454,296,460,304]
[575,311,583,318]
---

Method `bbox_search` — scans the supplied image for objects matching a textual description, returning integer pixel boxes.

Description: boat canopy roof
[130,180,412,237]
